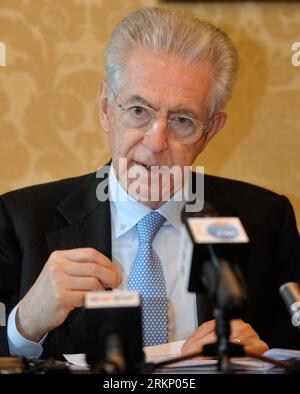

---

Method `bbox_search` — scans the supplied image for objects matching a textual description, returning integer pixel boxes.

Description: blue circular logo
[207,222,239,239]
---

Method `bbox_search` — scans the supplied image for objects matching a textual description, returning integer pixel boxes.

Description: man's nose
[142,119,169,153]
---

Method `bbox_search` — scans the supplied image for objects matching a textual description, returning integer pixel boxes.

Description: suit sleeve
[0,197,22,356]
[270,195,300,348]
[275,196,300,283]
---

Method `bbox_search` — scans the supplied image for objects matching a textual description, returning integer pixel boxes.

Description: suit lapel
[46,168,111,259]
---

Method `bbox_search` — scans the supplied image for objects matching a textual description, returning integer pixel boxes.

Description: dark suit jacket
[0,168,300,358]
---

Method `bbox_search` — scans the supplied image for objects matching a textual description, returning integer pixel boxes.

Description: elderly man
[0,7,299,361]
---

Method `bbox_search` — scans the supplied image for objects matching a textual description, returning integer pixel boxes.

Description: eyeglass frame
[108,85,211,145]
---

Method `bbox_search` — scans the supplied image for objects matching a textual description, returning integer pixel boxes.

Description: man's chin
[127,179,176,205]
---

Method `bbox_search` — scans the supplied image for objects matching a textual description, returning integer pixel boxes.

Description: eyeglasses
[110,88,209,145]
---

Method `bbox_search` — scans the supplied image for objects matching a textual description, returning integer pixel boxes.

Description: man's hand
[181,319,269,356]
[16,248,122,342]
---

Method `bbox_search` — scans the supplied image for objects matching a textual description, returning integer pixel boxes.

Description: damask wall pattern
[0,0,300,228]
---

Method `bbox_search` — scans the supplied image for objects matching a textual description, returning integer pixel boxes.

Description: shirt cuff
[7,304,47,359]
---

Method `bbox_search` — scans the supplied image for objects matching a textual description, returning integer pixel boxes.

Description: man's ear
[201,111,227,150]
[97,81,110,133]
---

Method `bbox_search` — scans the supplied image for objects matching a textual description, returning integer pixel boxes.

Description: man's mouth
[134,161,156,171]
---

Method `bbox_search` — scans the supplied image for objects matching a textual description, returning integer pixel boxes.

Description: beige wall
[1,0,300,229]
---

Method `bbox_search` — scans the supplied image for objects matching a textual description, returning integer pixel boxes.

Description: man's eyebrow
[125,95,200,118]
[125,95,153,107]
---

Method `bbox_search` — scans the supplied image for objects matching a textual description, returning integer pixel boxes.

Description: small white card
[85,290,140,308]
[187,217,249,244]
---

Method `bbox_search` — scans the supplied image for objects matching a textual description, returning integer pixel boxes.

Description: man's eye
[172,116,193,127]
[128,106,147,116]
[177,116,190,124]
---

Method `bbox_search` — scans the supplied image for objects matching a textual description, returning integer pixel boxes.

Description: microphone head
[279,282,300,328]
[179,200,249,298]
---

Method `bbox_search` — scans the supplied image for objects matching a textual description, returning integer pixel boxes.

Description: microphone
[179,202,249,367]
[179,202,248,318]
[279,282,300,328]
[84,290,145,373]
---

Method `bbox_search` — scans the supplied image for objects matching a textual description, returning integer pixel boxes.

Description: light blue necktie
[128,211,168,346]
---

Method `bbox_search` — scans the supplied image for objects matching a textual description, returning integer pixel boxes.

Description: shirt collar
[109,165,187,239]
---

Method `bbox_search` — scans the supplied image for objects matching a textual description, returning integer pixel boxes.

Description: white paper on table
[264,348,300,360]
[64,353,88,368]
[144,340,185,363]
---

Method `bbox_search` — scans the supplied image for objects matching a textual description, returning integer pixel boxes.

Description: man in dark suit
[0,7,299,359]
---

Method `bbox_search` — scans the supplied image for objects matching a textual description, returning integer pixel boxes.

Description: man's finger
[181,331,217,354]
[63,276,105,292]
[229,320,258,339]
[64,262,121,289]
[61,248,113,268]
[186,320,216,341]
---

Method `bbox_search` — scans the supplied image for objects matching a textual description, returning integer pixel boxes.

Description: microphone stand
[201,309,244,372]
[198,247,248,372]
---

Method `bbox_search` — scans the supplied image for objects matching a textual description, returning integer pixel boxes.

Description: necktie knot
[136,211,166,244]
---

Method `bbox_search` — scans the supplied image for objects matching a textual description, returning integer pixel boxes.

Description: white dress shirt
[7,166,197,357]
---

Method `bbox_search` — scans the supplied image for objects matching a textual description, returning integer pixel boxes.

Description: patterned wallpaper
[0,0,300,228]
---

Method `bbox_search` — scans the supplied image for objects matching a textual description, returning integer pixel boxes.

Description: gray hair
[104,7,239,118]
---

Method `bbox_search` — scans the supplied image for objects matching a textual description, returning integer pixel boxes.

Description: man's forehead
[119,48,212,108]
